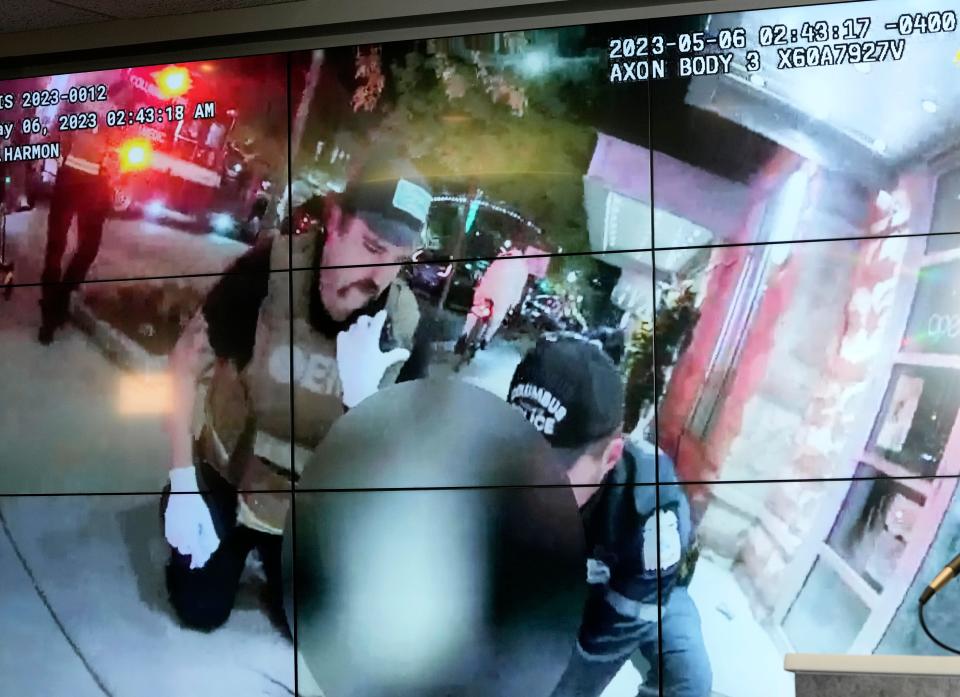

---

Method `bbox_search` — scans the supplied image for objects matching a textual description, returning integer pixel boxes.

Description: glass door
[774,233,960,654]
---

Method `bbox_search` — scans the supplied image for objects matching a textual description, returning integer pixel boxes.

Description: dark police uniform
[552,442,712,697]
[39,120,119,340]
[509,333,712,697]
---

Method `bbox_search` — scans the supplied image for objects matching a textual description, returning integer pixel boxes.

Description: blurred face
[319,202,415,321]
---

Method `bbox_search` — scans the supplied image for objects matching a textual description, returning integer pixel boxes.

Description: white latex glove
[165,466,220,570]
[336,309,410,409]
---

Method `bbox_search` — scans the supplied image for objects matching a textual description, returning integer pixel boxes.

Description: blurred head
[319,155,432,321]
[508,337,626,507]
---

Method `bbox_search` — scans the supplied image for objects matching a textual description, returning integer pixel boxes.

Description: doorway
[773,204,960,654]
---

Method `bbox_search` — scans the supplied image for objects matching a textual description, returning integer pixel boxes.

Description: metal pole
[438,186,476,309]
[280,49,324,222]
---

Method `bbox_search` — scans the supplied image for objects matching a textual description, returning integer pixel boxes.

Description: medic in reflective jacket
[508,337,712,697]
[161,155,432,632]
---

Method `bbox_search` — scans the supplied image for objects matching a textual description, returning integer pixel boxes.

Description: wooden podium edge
[785,653,960,677]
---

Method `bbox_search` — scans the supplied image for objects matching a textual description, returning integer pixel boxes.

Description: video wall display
[3,0,960,694]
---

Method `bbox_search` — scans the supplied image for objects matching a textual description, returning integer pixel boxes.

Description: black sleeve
[577,590,646,662]
[203,242,271,369]
[395,318,432,383]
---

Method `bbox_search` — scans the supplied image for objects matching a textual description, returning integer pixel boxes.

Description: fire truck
[37,64,271,238]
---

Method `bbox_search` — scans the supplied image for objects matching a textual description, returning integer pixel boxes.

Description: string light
[432,194,544,234]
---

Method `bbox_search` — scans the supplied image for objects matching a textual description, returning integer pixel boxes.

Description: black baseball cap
[508,336,625,450]
[341,154,432,248]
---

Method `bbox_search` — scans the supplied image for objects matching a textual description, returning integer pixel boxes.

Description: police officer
[507,337,712,697]
[38,97,124,344]
[162,155,432,631]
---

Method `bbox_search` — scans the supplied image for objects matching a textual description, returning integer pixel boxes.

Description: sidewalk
[0,510,104,697]
[0,495,300,697]
[9,207,249,285]
[0,283,170,494]
[0,213,307,697]
[688,556,794,697]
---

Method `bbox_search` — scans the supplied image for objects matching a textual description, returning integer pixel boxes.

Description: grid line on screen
[10,222,960,292]
[8,471,960,499]
[285,50,301,697]
[644,40,668,697]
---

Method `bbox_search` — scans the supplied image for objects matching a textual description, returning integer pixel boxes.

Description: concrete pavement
[0,206,251,495]
[687,556,795,697]
[0,495,300,697]
[0,282,171,495]
[0,210,306,696]
[0,506,105,697]
[5,206,249,285]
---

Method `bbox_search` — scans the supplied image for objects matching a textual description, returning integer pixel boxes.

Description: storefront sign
[903,260,960,355]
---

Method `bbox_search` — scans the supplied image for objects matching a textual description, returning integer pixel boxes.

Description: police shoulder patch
[641,507,682,573]
[586,558,611,585]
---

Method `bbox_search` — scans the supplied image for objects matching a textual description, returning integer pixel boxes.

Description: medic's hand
[164,466,221,570]
[337,310,410,409]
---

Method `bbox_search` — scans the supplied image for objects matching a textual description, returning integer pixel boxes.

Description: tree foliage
[367,49,602,254]
[623,285,700,432]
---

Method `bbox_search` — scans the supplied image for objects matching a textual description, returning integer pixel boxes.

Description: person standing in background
[456,246,530,352]
[37,93,123,345]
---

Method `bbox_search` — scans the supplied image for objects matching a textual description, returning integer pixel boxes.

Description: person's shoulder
[604,440,683,517]
[611,439,653,485]
[206,243,272,310]
[203,243,273,363]
[388,277,418,307]
[620,438,678,483]
[223,238,273,275]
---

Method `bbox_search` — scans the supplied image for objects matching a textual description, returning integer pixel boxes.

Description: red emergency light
[154,65,192,100]
[118,137,153,173]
